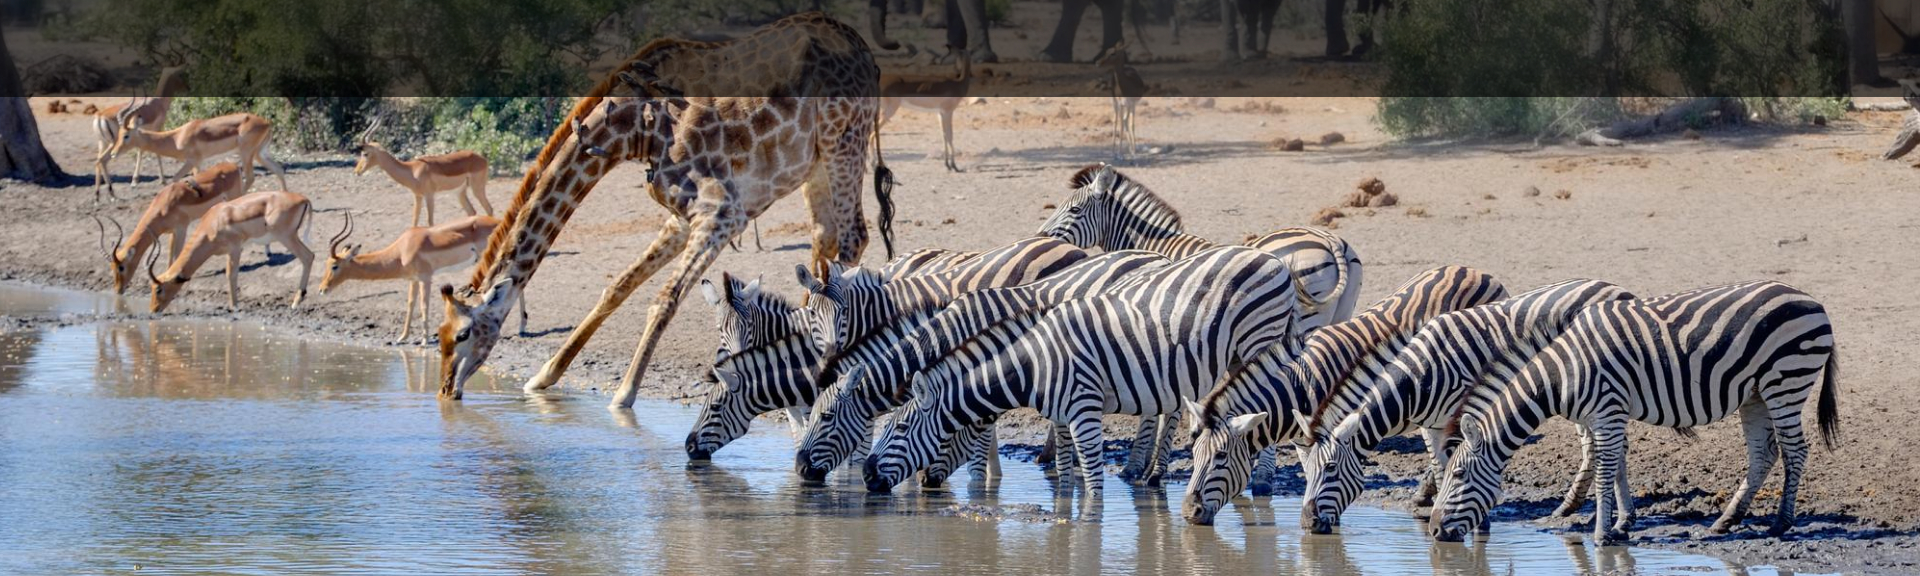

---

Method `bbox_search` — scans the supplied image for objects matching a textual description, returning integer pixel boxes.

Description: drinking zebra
[684,240,1080,460]
[1294,279,1635,533]
[1430,281,1839,544]
[864,246,1301,501]
[794,250,1170,484]
[1181,266,1507,525]
[1037,163,1365,487]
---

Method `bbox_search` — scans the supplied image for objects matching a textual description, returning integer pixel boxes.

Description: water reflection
[0,284,1806,576]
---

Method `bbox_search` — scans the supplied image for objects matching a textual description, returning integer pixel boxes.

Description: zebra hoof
[1708,517,1738,534]
[1597,530,1629,547]
[1766,520,1794,538]
[1249,483,1274,497]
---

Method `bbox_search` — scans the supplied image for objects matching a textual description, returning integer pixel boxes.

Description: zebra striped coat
[1037,163,1365,486]
[684,242,1078,460]
[1180,266,1507,526]
[1297,279,1633,533]
[1431,281,1839,545]
[795,250,1170,484]
[865,246,1301,498]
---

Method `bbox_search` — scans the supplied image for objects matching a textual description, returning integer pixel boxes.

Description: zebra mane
[1102,168,1185,232]
[1195,356,1267,428]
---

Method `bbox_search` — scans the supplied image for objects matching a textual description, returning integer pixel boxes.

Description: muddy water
[0,283,1809,575]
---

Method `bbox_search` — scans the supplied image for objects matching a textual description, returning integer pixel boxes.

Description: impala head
[93,215,134,293]
[1094,40,1132,68]
[1181,397,1265,526]
[1297,410,1364,535]
[320,212,361,294]
[796,364,880,483]
[437,281,517,400]
[146,249,186,313]
[109,96,145,157]
[1430,417,1501,542]
[794,263,884,360]
[863,394,951,494]
[352,143,383,176]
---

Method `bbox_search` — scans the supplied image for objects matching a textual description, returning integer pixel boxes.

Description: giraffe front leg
[607,192,743,410]
[523,218,689,393]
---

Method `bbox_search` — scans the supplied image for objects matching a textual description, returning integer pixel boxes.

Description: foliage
[165,97,563,174]
[1376,98,1623,140]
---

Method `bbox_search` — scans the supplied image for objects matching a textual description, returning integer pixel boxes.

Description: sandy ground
[7,96,1920,573]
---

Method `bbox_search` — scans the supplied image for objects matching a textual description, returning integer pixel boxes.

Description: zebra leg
[1767,391,1815,537]
[1123,416,1156,482]
[1611,446,1635,534]
[786,405,810,441]
[1711,400,1778,534]
[1249,445,1278,497]
[1068,411,1108,501]
[1553,423,1599,517]
[1142,413,1180,487]
[1412,427,1450,511]
[1589,418,1630,546]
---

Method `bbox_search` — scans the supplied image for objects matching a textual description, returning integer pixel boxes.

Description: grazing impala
[91,68,187,201]
[112,109,289,195]
[355,141,495,226]
[147,191,316,313]
[95,162,245,293]
[320,212,527,343]
[878,46,975,172]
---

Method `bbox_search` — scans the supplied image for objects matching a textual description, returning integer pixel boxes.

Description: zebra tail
[871,123,897,259]
[1817,348,1841,451]
[1294,227,1351,316]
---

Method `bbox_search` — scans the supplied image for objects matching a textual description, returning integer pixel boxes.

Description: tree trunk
[1574,97,1745,146]
[0,25,67,182]
[1846,0,1881,87]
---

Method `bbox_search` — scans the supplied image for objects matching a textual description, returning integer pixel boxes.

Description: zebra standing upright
[1296,279,1635,533]
[1038,163,1364,487]
[684,241,1079,460]
[1431,281,1839,544]
[1181,266,1506,525]
[794,250,1170,484]
[865,246,1301,502]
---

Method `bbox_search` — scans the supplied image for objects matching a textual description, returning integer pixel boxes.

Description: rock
[1042,203,1057,210]
[1368,192,1399,208]
[1554,189,1572,200]
[81,104,99,115]
[1342,191,1371,208]
[1310,207,1345,227]
[1812,115,1827,126]
[1356,176,1387,196]
[1481,193,1497,200]
[1283,138,1305,152]
[1524,185,1542,197]
[1320,131,1346,146]
[45,101,65,114]
[1406,206,1429,218]
[1683,128,1702,140]
[1190,97,1216,109]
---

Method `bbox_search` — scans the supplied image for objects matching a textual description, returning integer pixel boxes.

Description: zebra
[1180,266,1506,526]
[1430,281,1840,544]
[1292,279,1634,533]
[1037,163,1365,488]
[682,244,1061,461]
[794,250,1170,484]
[864,245,1302,501]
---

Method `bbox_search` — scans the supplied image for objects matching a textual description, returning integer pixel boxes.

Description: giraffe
[436,13,896,407]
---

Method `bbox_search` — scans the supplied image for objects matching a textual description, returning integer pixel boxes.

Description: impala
[1095,41,1148,162]
[91,67,187,201]
[95,162,245,293]
[112,109,289,195]
[147,191,316,313]
[878,46,975,172]
[320,212,527,343]
[354,136,495,226]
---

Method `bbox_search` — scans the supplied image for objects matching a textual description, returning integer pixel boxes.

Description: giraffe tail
[872,127,897,259]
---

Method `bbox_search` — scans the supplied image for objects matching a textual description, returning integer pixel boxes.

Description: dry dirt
[8,96,1920,573]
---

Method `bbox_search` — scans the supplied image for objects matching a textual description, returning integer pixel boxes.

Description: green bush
[163,97,564,175]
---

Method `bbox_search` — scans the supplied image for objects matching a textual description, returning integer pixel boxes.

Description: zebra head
[863,392,954,493]
[1181,398,1264,526]
[686,354,759,461]
[795,263,885,359]
[1430,416,1503,542]
[795,364,881,482]
[1037,164,1182,252]
[699,272,795,359]
[1296,411,1366,535]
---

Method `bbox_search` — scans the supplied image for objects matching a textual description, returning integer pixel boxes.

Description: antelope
[353,119,495,226]
[147,191,316,313]
[94,162,246,293]
[320,212,528,343]
[878,46,974,172]
[91,67,188,201]
[112,109,289,196]
[1095,41,1148,162]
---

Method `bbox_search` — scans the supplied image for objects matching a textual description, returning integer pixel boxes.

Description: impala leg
[410,194,425,228]
[608,196,743,410]
[523,218,690,393]
[425,192,437,226]
[453,184,478,217]
[284,232,314,308]
[93,143,115,201]
[257,144,288,192]
[226,250,242,309]
[168,226,187,266]
[129,149,145,190]
[940,109,959,172]
[469,174,495,216]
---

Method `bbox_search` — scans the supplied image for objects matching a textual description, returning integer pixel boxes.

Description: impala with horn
[353,115,496,226]
[111,104,288,196]
[90,67,187,201]
[147,191,316,313]
[95,162,245,293]
[320,212,527,343]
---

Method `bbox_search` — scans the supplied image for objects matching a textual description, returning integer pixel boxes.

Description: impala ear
[1227,413,1264,437]
[700,278,721,306]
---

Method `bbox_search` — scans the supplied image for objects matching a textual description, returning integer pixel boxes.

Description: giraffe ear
[700,278,722,306]
[1227,413,1264,437]
[794,264,823,293]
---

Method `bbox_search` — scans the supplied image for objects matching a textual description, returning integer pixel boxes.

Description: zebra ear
[1290,409,1315,438]
[1182,397,1205,424]
[740,276,762,299]
[794,264,822,293]
[1227,413,1264,437]
[699,278,722,306]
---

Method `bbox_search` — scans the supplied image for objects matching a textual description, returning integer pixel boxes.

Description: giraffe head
[437,281,517,399]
